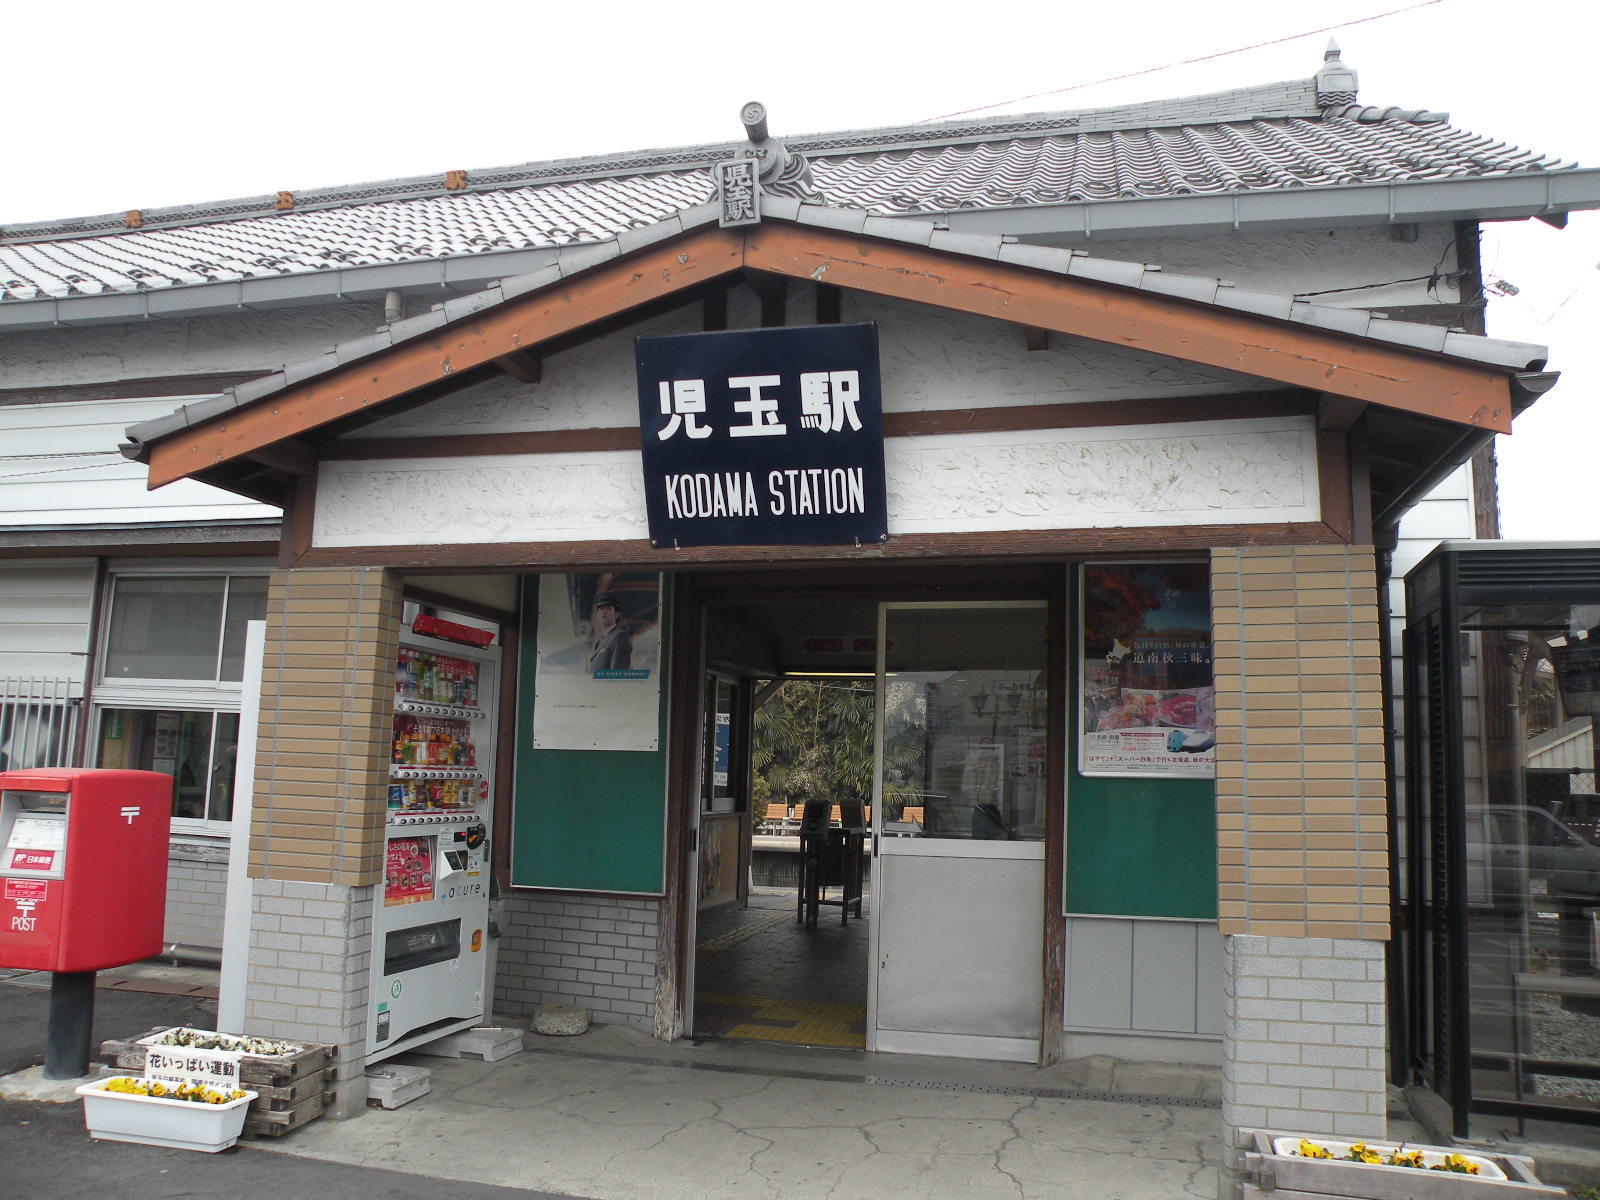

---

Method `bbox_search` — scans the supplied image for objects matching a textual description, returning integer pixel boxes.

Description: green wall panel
[1064,566,1217,919]
[509,576,669,895]
[1064,775,1218,918]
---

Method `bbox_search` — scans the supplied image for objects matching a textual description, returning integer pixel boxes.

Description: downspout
[1374,530,1409,1087]
[76,557,108,767]
[155,942,224,968]
[1453,219,1501,538]
[383,290,404,326]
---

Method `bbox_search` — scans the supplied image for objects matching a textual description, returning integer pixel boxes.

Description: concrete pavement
[258,1024,1226,1200]
[2,962,1227,1199]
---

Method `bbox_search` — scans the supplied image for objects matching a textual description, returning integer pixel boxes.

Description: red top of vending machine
[0,768,173,972]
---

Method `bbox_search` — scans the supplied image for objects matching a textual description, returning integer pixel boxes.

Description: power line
[923,0,1445,123]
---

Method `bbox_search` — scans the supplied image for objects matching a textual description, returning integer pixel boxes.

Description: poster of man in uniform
[533,573,661,752]
[1080,563,1215,778]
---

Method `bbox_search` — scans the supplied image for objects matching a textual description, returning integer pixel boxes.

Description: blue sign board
[635,324,887,548]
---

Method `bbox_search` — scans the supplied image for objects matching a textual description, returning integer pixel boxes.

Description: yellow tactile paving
[699,992,866,1049]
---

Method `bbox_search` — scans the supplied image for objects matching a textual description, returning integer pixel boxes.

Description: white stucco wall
[1103,224,1457,312]
[0,396,279,526]
[314,414,1319,547]
[0,301,393,391]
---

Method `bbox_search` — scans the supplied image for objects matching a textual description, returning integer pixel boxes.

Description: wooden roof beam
[244,438,316,477]
[1317,393,1367,432]
[145,227,746,488]
[742,224,1516,434]
[144,219,1521,492]
[494,350,542,384]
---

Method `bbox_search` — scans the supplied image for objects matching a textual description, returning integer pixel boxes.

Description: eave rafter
[142,221,1519,491]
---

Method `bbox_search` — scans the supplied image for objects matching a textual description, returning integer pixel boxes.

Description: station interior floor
[693,884,869,1049]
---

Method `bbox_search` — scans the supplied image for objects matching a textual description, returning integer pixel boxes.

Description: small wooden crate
[1237,1129,1564,1198]
[99,1028,337,1139]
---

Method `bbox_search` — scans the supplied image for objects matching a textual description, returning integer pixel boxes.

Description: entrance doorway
[683,584,1055,1062]
[690,601,877,1050]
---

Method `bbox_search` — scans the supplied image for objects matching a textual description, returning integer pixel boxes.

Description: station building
[3,46,1598,1146]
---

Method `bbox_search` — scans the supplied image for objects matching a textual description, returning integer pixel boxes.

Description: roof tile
[333,330,395,365]
[1363,320,1449,355]
[927,228,1004,260]
[794,204,869,234]
[440,287,506,322]
[497,262,564,302]
[1211,287,1296,321]
[1066,257,1147,287]
[858,215,938,246]
[1290,303,1373,336]
[384,307,450,340]
[2,79,1579,305]
[996,242,1075,272]
[280,350,340,387]
[1139,272,1222,304]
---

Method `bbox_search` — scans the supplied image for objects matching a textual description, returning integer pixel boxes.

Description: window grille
[0,677,80,770]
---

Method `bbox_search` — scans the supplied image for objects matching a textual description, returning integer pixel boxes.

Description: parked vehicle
[1465,805,1600,907]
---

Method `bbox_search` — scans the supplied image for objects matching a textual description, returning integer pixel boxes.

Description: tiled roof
[0,173,714,301]
[805,108,1553,211]
[123,195,1549,455]
[2,70,1583,305]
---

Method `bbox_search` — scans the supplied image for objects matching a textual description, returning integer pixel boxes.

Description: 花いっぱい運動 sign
[635,324,887,548]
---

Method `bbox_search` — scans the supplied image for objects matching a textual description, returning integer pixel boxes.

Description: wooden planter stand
[99,1028,337,1138]
[1237,1129,1565,1198]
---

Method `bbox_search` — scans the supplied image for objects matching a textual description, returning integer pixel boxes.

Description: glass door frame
[868,599,1054,1061]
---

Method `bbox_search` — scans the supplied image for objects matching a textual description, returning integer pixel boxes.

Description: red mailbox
[0,768,172,972]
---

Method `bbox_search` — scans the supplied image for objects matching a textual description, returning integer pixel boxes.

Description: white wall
[0,396,279,526]
[0,301,390,391]
[1105,224,1456,312]
[0,559,95,683]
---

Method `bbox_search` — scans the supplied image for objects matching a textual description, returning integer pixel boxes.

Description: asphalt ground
[2,1097,579,1200]
[0,968,581,1199]
[0,965,218,1078]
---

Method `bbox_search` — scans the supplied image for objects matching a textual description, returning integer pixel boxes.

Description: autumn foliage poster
[1080,563,1215,778]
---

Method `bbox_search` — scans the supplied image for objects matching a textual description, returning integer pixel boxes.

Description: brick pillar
[245,566,403,1117]
[1211,545,1390,1177]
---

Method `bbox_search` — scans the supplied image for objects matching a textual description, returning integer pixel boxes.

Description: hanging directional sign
[635,324,887,548]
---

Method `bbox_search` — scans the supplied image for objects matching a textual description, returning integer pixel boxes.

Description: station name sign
[635,324,887,548]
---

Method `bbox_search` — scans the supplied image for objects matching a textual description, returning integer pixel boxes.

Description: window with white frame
[93,571,268,832]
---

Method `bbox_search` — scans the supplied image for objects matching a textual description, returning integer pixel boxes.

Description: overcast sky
[5,0,1595,541]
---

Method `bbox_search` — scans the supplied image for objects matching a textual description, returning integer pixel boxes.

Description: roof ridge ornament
[1314,38,1359,110]
[718,101,821,226]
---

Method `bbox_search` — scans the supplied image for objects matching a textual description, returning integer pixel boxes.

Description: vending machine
[368,612,499,1062]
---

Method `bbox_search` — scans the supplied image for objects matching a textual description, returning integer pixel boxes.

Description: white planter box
[76,1078,258,1153]
[1239,1128,1565,1198]
[1270,1135,1506,1181]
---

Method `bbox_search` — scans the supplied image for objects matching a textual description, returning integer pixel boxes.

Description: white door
[869,602,1048,1062]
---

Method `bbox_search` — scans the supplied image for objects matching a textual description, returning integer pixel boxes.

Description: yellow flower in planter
[1435,1153,1480,1175]
[95,1077,247,1105]
[1390,1149,1425,1168]
[1344,1142,1382,1164]
[1297,1139,1332,1159]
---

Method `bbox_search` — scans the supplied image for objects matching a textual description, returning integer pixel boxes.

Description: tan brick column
[1211,545,1391,1149]
[240,567,403,1113]
[251,567,402,885]
[1212,544,1388,940]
